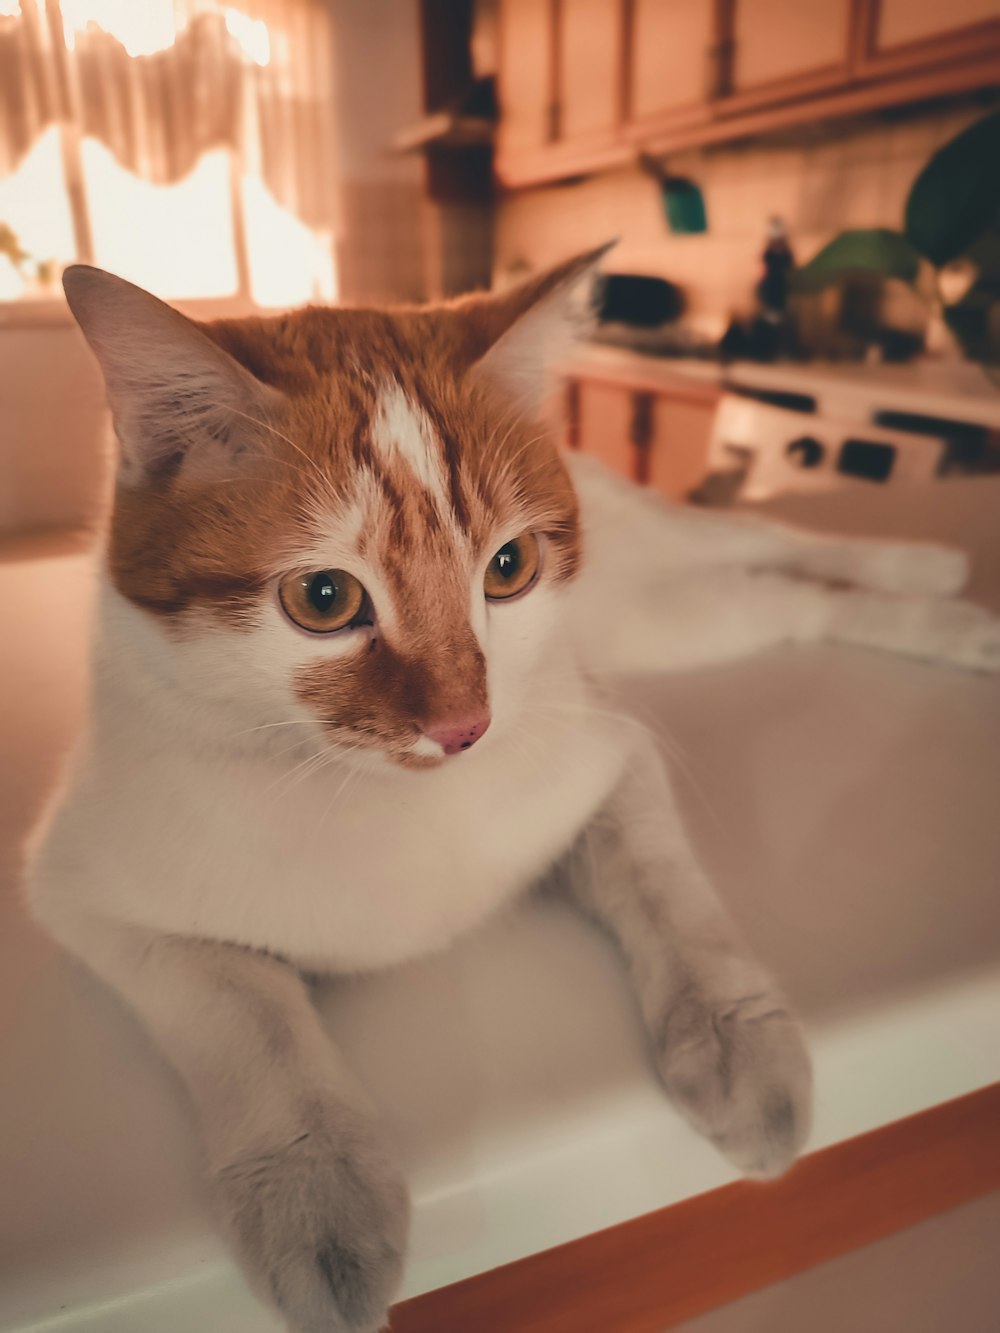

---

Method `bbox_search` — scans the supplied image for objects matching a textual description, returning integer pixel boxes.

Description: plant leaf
[944,276,1000,367]
[905,111,1000,267]
[795,229,921,291]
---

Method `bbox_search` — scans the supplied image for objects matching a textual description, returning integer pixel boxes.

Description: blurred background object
[2,0,1000,528]
[795,110,1000,373]
[0,0,340,307]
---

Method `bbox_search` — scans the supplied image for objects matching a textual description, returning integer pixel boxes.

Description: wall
[329,0,427,304]
[495,98,999,338]
[0,318,108,540]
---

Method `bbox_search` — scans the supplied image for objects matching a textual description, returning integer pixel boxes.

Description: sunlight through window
[60,0,179,55]
[242,173,337,308]
[1,1,337,306]
[0,126,76,295]
[83,140,239,298]
[59,0,273,62]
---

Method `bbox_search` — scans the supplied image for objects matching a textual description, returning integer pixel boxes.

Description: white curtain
[0,0,337,249]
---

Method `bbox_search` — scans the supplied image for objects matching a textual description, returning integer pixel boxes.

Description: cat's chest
[99,712,629,970]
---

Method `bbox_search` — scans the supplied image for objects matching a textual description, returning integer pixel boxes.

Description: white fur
[29,459,1000,1333]
[371,382,451,517]
[29,457,1000,1039]
[565,454,999,676]
[30,262,1000,1333]
[31,559,626,972]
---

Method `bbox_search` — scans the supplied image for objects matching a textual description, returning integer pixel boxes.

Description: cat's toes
[213,1110,409,1333]
[657,991,813,1178]
[863,545,969,598]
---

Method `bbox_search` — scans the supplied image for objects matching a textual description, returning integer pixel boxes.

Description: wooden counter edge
[391,1081,1000,1332]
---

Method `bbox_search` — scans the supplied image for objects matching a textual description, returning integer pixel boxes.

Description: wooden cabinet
[855,0,1000,79]
[496,0,557,157]
[497,0,631,181]
[557,0,624,141]
[495,0,1000,187]
[876,0,999,48]
[728,0,852,104]
[628,0,717,128]
[645,392,719,500]
[571,379,636,478]
[564,362,719,502]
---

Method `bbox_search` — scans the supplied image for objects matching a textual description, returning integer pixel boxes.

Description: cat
[26,248,1000,1333]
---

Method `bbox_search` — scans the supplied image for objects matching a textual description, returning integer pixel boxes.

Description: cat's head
[66,249,608,769]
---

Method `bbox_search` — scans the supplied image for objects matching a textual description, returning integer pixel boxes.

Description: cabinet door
[647,393,715,501]
[629,0,717,126]
[557,0,624,142]
[576,380,636,479]
[497,0,557,158]
[728,0,852,101]
[859,0,1000,77]
[876,0,997,48]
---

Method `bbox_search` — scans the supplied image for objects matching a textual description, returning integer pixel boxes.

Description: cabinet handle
[547,99,561,142]
[565,379,581,450]
[630,391,655,485]
[710,0,735,100]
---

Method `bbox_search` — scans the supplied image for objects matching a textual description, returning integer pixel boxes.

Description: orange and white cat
[28,250,1000,1333]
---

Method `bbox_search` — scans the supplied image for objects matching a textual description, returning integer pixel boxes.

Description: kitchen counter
[566,344,1000,428]
[2,481,1000,1331]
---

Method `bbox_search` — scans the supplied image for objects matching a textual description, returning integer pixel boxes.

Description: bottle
[757,216,794,322]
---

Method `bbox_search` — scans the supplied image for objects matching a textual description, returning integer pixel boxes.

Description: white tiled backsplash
[495,98,1000,338]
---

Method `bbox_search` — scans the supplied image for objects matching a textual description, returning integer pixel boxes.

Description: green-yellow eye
[484,534,540,601]
[279,569,366,633]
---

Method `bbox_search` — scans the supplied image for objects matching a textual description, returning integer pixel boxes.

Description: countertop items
[567,344,1000,429]
[2,479,1000,1330]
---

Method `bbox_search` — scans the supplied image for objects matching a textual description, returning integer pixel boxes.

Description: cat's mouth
[314,729,455,774]
[389,723,493,771]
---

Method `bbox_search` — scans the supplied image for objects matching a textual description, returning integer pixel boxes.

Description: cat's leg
[715,512,970,598]
[569,452,969,596]
[557,736,812,1177]
[582,568,1000,674]
[32,905,407,1333]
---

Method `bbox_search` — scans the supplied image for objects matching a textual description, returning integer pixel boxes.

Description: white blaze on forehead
[372,381,449,512]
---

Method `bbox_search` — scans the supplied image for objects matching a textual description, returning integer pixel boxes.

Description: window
[0,0,338,307]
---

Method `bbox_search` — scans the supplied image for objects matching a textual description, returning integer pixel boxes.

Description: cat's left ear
[460,242,615,411]
[63,265,284,486]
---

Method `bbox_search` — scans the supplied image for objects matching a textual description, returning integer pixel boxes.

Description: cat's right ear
[459,242,615,414]
[63,265,283,486]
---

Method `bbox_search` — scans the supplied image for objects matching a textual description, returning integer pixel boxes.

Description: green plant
[0,221,55,287]
[795,110,1000,370]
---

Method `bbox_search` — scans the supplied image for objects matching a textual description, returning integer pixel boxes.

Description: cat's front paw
[657,990,813,1178]
[213,1108,409,1333]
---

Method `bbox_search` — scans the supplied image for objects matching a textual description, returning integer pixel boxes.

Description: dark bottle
[757,216,794,320]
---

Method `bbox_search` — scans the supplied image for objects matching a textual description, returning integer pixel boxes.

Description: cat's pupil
[495,543,519,580]
[309,573,337,613]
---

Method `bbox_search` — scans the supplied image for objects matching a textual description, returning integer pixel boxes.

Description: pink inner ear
[464,248,608,413]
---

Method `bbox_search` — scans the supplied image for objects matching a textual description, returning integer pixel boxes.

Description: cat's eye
[484,533,540,601]
[279,569,367,633]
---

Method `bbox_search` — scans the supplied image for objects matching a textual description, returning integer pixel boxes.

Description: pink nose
[423,714,491,755]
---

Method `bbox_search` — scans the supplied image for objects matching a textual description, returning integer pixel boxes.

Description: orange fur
[100,254,597,764]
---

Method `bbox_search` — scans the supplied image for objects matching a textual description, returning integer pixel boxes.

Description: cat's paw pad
[863,545,969,598]
[657,991,813,1178]
[214,1113,409,1333]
